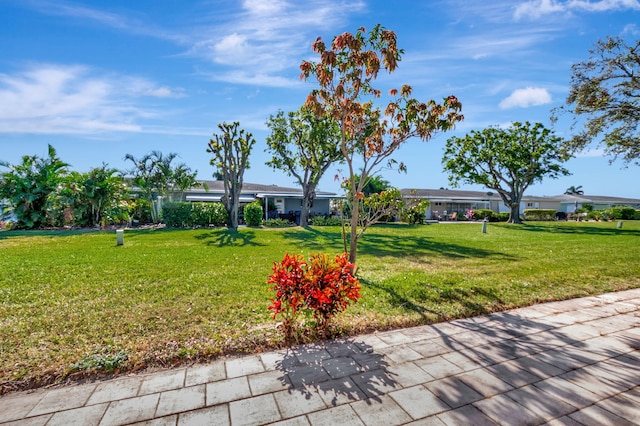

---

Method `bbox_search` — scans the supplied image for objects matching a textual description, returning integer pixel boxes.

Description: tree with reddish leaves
[300,24,463,264]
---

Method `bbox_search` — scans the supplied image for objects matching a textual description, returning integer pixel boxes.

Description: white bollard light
[482,219,488,234]
[116,229,124,246]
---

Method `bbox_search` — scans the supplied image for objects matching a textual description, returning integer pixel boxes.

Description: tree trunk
[228,202,238,230]
[225,186,239,230]
[348,198,360,264]
[299,202,310,227]
[509,203,522,224]
[300,184,316,228]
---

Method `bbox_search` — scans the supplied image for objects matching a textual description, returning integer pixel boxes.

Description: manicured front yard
[1,221,639,392]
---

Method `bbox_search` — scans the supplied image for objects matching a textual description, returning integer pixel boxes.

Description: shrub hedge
[309,216,343,226]
[588,206,640,221]
[523,209,556,221]
[162,202,228,227]
[473,209,495,221]
[264,218,295,228]
[244,201,264,227]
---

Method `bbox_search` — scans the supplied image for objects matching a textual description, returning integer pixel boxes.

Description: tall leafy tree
[265,107,342,227]
[552,36,640,165]
[0,144,69,229]
[207,122,256,230]
[443,122,571,224]
[300,24,463,263]
[79,165,129,226]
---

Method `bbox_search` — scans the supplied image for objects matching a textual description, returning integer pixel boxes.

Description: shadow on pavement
[424,308,640,424]
[274,339,398,406]
[274,298,640,424]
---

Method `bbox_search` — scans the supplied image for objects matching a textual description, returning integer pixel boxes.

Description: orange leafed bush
[267,252,361,339]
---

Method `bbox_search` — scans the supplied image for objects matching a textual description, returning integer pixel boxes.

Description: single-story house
[400,188,640,219]
[555,194,640,213]
[183,181,338,223]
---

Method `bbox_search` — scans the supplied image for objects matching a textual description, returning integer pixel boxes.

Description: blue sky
[1,0,639,198]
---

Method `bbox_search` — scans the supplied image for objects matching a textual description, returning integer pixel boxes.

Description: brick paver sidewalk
[2,289,639,425]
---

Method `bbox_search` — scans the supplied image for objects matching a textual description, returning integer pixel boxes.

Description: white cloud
[21,1,367,87]
[187,0,366,85]
[0,64,183,134]
[499,87,552,109]
[242,0,288,15]
[514,0,640,20]
[200,70,301,88]
[212,33,251,66]
[450,27,558,60]
[514,0,565,19]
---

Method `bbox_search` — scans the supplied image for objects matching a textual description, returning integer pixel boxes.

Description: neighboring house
[556,194,640,213]
[400,188,640,219]
[184,181,338,223]
[401,188,502,220]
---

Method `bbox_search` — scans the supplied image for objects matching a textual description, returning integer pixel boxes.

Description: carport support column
[264,197,268,220]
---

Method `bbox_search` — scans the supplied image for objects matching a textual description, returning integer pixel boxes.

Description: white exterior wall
[274,197,332,216]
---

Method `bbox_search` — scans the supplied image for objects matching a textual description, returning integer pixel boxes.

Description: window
[275,198,284,213]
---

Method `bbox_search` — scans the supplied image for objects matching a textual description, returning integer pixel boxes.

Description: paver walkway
[2,289,640,425]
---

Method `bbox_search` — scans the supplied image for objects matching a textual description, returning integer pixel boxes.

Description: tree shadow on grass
[361,278,506,322]
[358,233,518,261]
[193,228,264,247]
[511,223,640,236]
[282,226,518,261]
[275,339,398,406]
[281,227,346,253]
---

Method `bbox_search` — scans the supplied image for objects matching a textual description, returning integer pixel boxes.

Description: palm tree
[346,173,391,196]
[564,185,584,195]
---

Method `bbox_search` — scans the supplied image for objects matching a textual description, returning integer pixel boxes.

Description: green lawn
[1,221,639,391]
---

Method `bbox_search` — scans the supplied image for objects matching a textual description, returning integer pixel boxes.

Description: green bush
[162,202,193,227]
[131,198,153,224]
[523,209,556,221]
[264,218,294,228]
[309,216,342,226]
[586,211,601,221]
[162,202,229,228]
[496,212,510,222]
[401,200,430,224]
[473,209,495,221]
[244,201,264,227]
[601,206,638,220]
[192,202,228,227]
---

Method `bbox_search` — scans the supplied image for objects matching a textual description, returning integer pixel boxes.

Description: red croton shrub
[268,252,361,341]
